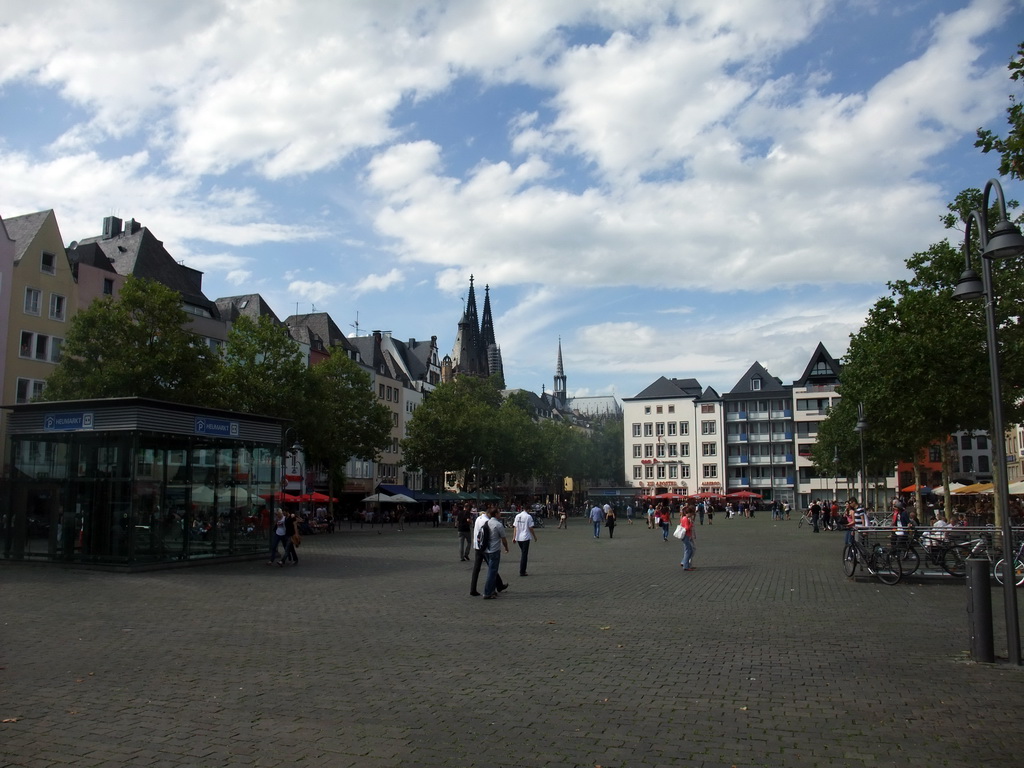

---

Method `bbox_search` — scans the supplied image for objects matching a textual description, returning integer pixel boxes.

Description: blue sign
[194,417,239,438]
[44,412,94,431]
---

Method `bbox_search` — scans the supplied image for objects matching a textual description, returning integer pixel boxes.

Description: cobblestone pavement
[2,514,1023,768]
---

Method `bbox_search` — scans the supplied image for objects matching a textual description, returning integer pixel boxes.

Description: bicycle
[994,539,1024,587]
[893,530,994,578]
[798,511,813,528]
[842,532,901,585]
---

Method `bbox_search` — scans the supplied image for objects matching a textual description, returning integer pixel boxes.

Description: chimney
[102,216,122,239]
[127,218,142,234]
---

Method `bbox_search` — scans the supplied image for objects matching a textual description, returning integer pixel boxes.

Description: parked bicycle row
[841,525,1024,587]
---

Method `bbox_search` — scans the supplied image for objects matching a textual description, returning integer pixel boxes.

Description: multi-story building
[722,362,795,505]
[621,377,724,496]
[0,216,13,420]
[791,344,843,506]
[2,212,75,458]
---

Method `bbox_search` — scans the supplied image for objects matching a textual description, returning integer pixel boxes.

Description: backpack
[477,519,492,550]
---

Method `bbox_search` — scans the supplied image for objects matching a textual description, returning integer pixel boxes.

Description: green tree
[296,354,392,491]
[815,191,1024,514]
[42,276,218,405]
[976,41,1024,180]
[215,314,307,418]
[401,377,502,487]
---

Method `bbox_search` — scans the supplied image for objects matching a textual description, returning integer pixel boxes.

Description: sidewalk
[2,514,1022,767]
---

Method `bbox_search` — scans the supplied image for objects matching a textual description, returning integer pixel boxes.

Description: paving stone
[2,516,1022,767]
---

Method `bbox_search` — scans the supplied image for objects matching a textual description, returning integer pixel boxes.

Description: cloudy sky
[1,0,1021,399]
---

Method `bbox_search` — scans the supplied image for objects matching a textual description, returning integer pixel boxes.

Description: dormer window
[41,251,56,275]
[751,376,762,391]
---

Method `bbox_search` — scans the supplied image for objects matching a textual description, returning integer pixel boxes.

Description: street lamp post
[952,177,1024,666]
[855,403,868,509]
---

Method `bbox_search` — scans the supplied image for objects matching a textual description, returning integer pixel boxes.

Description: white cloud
[352,269,404,295]
[288,280,341,306]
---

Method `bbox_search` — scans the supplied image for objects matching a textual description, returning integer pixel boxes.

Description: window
[668,405,675,414]
[644,465,654,479]
[701,404,715,413]
[656,406,663,414]
[633,466,643,479]
[15,378,46,403]
[643,423,653,437]
[24,288,41,315]
[928,445,941,463]
[679,421,690,436]
[703,464,718,478]
[656,464,666,479]
[977,435,988,450]
[655,422,665,436]
[49,293,66,321]
[963,455,974,473]
[667,444,678,457]
[961,435,971,450]
[979,456,990,473]
[644,406,651,414]
[103,278,114,295]
[379,384,385,398]
[644,444,654,458]
[19,332,62,362]
[632,423,642,438]
[701,420,716,435]
[656,444,666,458]
[41,251,56,275]
[702,442,717,456]
[668,465,678,479]
[633,445,642,458]
[751,377,762,391]
[679,465,691,479]
[680,444,690,457]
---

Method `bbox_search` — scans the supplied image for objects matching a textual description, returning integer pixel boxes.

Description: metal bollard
[966,557,994,663]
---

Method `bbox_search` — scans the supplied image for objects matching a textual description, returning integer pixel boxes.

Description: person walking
[456,503,474,561]
[482,507,509,600]
[646,503,656,529]
[471,504,506,596]
[697,501,705,525]
[280,511,299,566]
[557,505,567,529]
[656,505,671,541]
[810,499,821,533]
[680,508,696,570]
[268,509,287,565]
[625,504,634,524]
[605,506,617,539]
[512,505,537,576]
[590,503,604,538]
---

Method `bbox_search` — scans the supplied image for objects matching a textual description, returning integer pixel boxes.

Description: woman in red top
[656,505,671,540]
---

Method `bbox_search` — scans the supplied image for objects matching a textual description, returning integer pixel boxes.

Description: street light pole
[855,403,868,509]
[952,177,1024,666]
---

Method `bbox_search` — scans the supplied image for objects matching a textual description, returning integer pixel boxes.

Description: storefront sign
[194,416,239,438]
[44,412,93,431]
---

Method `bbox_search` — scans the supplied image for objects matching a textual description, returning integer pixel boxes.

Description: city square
[2,514,1022,768]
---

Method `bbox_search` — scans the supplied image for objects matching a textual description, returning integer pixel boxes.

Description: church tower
[553,338,567,405]
[449,275,504,385]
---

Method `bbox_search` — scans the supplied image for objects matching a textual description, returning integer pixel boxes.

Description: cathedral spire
[554,337,567,403]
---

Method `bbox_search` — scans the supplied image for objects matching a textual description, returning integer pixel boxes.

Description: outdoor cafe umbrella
[361,493,409,503]
[690,492,724,499]
[385,493,418,503]
[726,490,762,499]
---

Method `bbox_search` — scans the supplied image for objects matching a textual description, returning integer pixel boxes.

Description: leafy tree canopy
[976,41,1024,180]
[42,276,218,405]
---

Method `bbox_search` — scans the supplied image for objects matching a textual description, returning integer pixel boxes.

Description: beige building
[2,211,75,440]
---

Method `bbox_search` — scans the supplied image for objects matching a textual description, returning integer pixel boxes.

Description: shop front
[2,398,283,569]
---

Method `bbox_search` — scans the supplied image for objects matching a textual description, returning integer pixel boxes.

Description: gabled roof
[67,241,119,275]
[626,376,704,400]
[216,294,282,325]
[698,386,721,402]
[77,222,218,317]
[726,362,786,396]
[793,342,842,387]
[285,312,355,355]
[4,210,58,263]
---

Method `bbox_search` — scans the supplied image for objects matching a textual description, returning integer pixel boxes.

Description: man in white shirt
[482,506,509,599]
[512,506,538,576]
